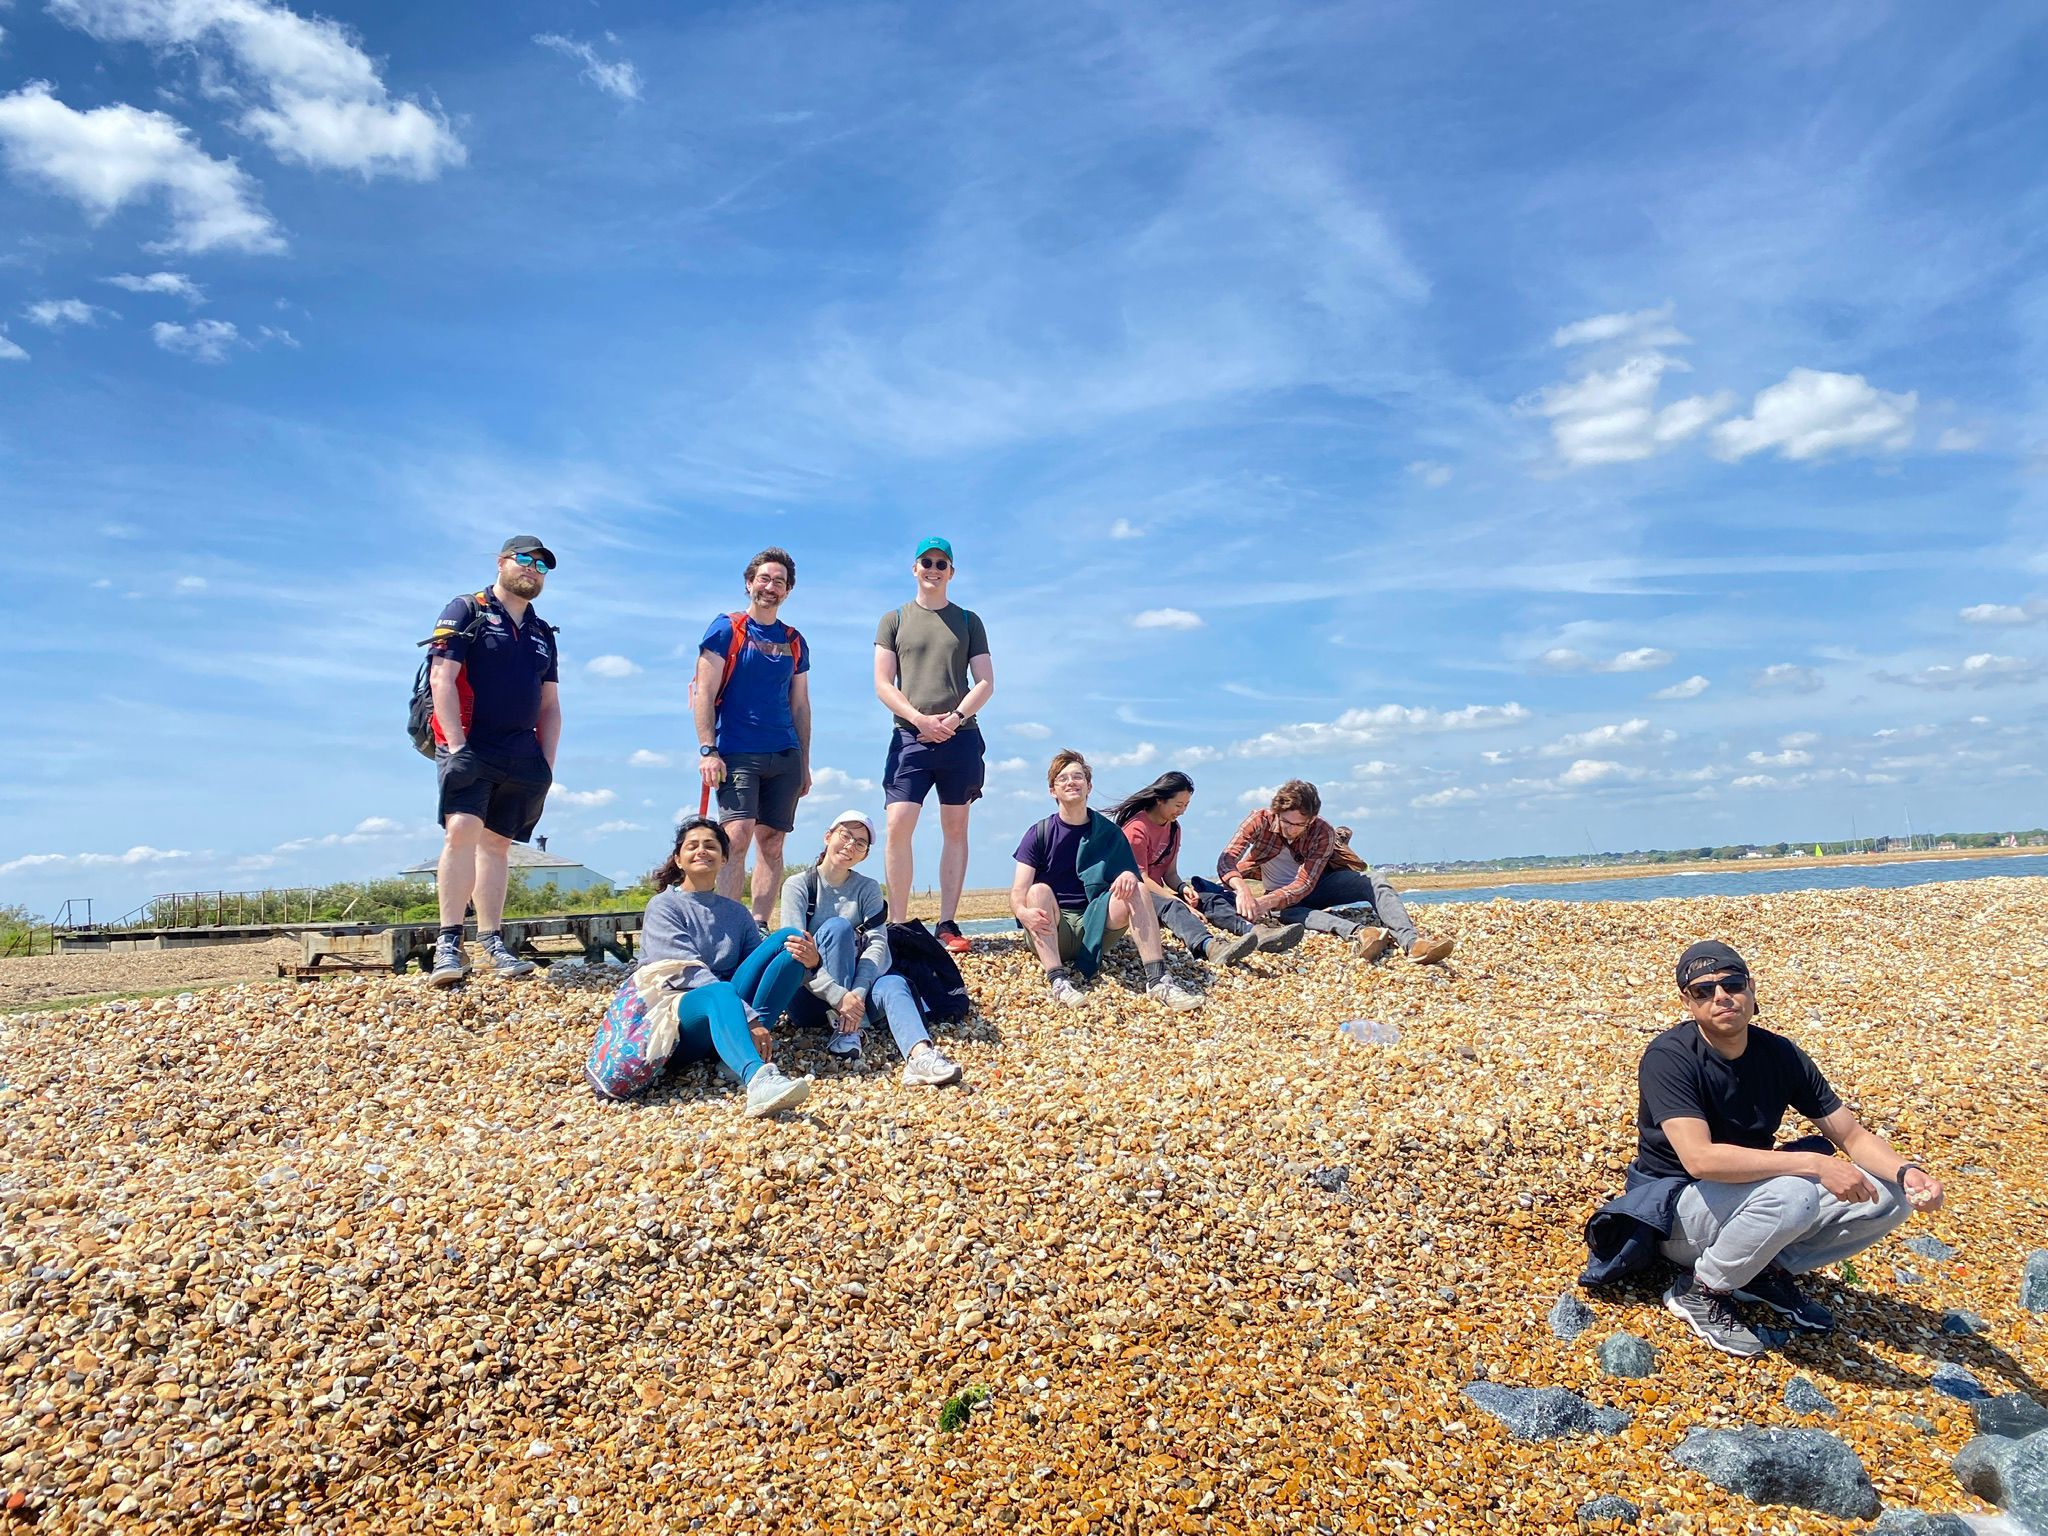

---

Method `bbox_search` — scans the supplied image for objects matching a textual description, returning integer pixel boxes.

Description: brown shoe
[1352,927,1393,962]
[1405,935,1453,965]
[1205,930,1260,967]
[1252,921,1306,953]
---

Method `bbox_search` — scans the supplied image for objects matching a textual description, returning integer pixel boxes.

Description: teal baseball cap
[914,535,953,562]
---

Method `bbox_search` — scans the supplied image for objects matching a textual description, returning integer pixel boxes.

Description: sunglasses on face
[1685,977,1751,1002]
[511,552,552,573]
[918,556,951,571]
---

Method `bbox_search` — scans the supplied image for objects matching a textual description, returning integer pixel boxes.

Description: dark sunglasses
[511,552,552,573]
[918,556,951,571]
[1685,977,1751,1002]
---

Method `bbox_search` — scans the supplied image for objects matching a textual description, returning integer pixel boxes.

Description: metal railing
[110,888,331,930]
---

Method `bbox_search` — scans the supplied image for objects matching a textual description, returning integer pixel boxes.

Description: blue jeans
[789,916,932,1059]
[669,926,807,1084]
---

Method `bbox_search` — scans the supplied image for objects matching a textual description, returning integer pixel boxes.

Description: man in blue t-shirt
[693,547,812,926]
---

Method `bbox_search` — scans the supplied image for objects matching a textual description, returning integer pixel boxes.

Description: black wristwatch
[699,744,716,757]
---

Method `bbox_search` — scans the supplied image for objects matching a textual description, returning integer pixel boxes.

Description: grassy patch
[936,1385,990,1433]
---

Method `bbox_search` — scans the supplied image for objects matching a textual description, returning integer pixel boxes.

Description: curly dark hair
[650,816,731,890]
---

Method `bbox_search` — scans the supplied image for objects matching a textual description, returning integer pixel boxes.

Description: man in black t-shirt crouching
[1607,940,1946,1357]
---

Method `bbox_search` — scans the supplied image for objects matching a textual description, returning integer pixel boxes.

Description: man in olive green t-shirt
[872,536,995,951]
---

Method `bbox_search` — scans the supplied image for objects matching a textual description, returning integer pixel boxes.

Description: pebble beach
[3,878,2045,1533]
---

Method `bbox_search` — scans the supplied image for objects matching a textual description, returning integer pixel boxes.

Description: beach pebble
[1548,1293,1596,1341]
[1573,1493,1639,1528]
[1595,1332,1655,1379]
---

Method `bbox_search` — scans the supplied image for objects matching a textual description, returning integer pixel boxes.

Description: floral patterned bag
[584,959,698,1101]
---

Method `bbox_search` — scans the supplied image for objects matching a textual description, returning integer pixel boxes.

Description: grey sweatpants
[1658,1164,1914,1293]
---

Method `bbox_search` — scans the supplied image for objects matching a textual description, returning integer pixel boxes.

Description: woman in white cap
[778,808,963,1087]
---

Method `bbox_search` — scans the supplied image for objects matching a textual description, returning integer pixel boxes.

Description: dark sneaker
[935,919,972,956]
[428,934,468,988]
[480,932,536,979]
[1664,1273,1769,1357]
[1205,931,1259,967]
[1253,921,1307,953]
[1733,1265,1834,1332]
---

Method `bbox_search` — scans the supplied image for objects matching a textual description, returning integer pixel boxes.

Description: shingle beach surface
[3,878,2045,1532]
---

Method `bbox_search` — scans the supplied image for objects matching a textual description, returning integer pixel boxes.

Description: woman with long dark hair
[1109,770,1300,966]
[637,816,814,1116]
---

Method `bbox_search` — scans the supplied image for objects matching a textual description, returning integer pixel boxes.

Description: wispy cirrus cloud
[534,32,643,104]
[1132,607,1203,631]
[1651,674,1710,700]
[1877,653,2043,690]
[105,270,204,303]
[152,318,240,362]
[1752,663,1824,694]
[1538,645,1674,673]
[1232,701,1530,758]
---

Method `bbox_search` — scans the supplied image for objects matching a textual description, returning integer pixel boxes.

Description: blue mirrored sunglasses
[512,552,552,573]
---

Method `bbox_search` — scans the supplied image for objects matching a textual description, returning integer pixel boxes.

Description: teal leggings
[668,927,806,1085]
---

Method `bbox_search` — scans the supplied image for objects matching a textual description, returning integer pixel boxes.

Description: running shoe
[1733,1265,1835,1332]
[1664,1273,1769,1357]
[826,1029,864,1059]
[902,1046,963,1087]
[479,932,537,979]
[935,919,972,956]
[1147,976,1206,1011]
[743,1064,812,1118]
[1048,974,1087,1008]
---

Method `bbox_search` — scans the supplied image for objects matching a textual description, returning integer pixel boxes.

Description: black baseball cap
[501,534,559,569]
[1675,940,1750,989]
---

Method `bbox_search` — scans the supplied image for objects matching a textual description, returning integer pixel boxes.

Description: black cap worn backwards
[501,534,559,569]
[1676,939,1750,989]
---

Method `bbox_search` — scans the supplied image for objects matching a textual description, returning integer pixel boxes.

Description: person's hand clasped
[1814,1158,1880,1204]
[919,711,958,744]
[835,991,864,1034]
[785,932,820,968]
[1902,1167,1946,1212]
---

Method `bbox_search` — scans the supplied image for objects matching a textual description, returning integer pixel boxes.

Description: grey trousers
[1658,1164,1914,1293]
[1152,893,1216,956]
[1277,867,1420,949]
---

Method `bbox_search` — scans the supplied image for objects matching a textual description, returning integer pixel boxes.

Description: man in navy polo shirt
[425,534,563,985]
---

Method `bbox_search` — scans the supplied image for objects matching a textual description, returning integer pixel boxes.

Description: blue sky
[3,0,2045,916]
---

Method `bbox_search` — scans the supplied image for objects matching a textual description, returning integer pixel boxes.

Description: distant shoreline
[908,843,2046,918]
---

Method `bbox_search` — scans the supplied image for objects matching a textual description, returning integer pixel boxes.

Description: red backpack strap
[715,612,749,706]
[786,625,804,672]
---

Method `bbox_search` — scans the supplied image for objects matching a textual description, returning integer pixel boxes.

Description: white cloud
[257,323,298,348]
[586,654,641,678]
[1711,368,1916,461]
[50,0,465,179]
[1651,674,1710,700]
[549,786,618,807]
[1879,653,2043,691]
[0,328,24,362]
[1521,345,1731,468]
[1555,758,1627,788]
[351,816,403,835]
[1960,601,2047,626]
[25,297,109,327]
[1746,748,1812,767]
[153,318,240,361]
[1099,742,1157,770]
[174,574,207,591]
[1012,721,1052,740]
[1539,719,1673,756]
[1406,460,1453,488]
[1538,646,1674,673]
[273,817,416,852]
[590,820,646,835]
[1411,785,1481,809]
[1237,784,1278,807]
[1936,427,1982,452]
[1550,303,1687,350]
[1752,663,1824,694]
[1778,732,1818,748]
[1132,607,1203,631]
[0,82,282,253]
[1108,518,1141,539]
[989,756,1029,773]
[1353,760,1395,777]
[0,844,192,875]
[1232,701,1530,757]
[105,270,204,303]
[533,32,642,104]
[627,748,670,768]
[809,766,877,799]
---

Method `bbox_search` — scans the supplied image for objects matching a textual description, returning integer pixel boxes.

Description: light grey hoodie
[778,865,890,1007]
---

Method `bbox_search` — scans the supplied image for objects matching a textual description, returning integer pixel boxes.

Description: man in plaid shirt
[1190,779,1453,964]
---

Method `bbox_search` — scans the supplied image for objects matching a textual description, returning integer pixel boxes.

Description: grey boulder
[1975,1393,2048,1441]
[1863,1513,1973,1536]
[1902,1234,1958,1263]
[1462,1382,1632,1441]
[1597,1331,1656,1378]
[1954,1434,2018,1505]
[1548,1293,1596,1341]
[2025,1250,2048,1312]
[1670,1427,1879,1520]
[2008,1428,2048,1529]
[1929,1362,1990,1402]
[1575,1493,1639,1527]
[1938,1309,1987,1337]
[1784,1375,1838,1418]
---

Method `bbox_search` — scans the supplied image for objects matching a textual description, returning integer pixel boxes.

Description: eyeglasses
[1685,977,1751,1002]
[1052,774,1090,788]
[511,552,552,573]
[918,556,951,571]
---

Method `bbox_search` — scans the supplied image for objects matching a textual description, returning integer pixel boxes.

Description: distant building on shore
[399,835,614,895]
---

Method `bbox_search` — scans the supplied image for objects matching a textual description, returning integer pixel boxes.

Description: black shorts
[437,748,552,842]
[715,747,803,833]
[882,727,985,806]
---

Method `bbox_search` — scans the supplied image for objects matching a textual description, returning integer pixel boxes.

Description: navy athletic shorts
[882,726,985,807]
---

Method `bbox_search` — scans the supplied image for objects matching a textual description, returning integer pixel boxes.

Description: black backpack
[406,592,491,759]
[885,919,972,1023]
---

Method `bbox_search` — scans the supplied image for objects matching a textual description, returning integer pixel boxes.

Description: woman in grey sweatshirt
[777,808,962,1087]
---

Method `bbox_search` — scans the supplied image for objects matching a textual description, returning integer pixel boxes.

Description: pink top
[1122,815,1181,885]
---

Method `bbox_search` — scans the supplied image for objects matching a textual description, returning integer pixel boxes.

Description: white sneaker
[1147,976,1206,1011]
[902,1046,962,1087]
[742,1064,812,1118]
[1048,974,1087,1008]
[826,1030,863,1059]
